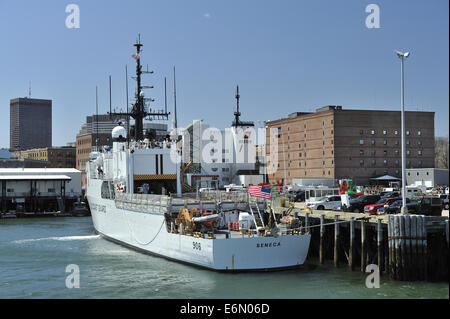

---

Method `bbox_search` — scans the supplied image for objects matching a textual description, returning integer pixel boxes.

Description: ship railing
[114,192,170,213]
[175,190,263,204]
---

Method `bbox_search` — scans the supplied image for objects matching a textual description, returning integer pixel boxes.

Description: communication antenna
[164,77,167,115]
[109,75,112,117]
[126,65,130,144]
[96,86,99,149]
[173,66,178,130]
[28,81,31,98]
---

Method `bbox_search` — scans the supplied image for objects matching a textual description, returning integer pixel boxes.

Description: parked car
[292,190,306,202]
[383,198,419,214]
[306,195,342,210]
[416,196,443,216]
[343,194,381,213]
[439,194,449,210]
[364,197,402,215]
[381,191,400,199]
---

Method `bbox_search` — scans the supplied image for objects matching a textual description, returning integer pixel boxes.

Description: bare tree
[435,136,449,169]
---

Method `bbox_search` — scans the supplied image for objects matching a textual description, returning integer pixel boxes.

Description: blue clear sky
[0,0,448,148]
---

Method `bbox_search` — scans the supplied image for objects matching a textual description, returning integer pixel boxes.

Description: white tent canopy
[370,175,401,181]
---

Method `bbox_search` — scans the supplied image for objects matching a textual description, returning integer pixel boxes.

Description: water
[0,217,448,299]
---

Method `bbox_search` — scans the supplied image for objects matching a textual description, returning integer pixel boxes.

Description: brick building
[12,146,76,169]
[266,106,435,185]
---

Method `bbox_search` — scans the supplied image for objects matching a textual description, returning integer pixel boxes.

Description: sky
[0,0,448,148]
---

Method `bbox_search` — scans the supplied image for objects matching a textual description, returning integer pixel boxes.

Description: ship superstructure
[86,37,311,271]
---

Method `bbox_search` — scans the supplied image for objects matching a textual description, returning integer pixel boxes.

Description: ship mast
[109,34,170,141]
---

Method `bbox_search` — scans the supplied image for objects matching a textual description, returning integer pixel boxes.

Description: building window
[360,160,364,166]
[299,152,302,157]
[395,140,399,145]
[395,150,399,156]
[418,150,422,156]
[394,130,399,135]
[384,150,387,156]
[383,159,388,166]
[395,159,399,165]
[299,143,301,148]
[418,140,422,146]
[406,130,410,136]
[383,140,387,145]
[360,130,364,135]
[360,140,364,145]
[407,150,411,156]
[371,150,376,156]
[406,140,410,145]
[418,130,422,136]
[360,150,364,155]
[418,160,423,166]
[383,130,387,135]
[371,140,375,145]
[372,159,376,165]
[371,130,375,135]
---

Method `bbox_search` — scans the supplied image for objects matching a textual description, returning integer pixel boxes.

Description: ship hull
[87,182,311,271]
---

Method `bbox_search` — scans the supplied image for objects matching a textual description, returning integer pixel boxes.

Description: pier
[273,204,449,282]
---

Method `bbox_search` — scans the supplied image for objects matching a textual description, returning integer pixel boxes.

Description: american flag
[248,185,271,199]
[131,53,140,60]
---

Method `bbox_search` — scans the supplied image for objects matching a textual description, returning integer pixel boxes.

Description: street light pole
[396,50,410,214]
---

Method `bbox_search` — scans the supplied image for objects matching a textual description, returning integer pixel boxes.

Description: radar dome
[112,125,127,141]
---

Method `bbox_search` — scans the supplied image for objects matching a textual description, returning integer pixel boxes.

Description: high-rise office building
[10,98,52,151]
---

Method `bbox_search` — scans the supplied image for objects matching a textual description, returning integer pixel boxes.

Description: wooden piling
[399,215,406,280]
[422,215,428,281]
[361,220,366,272]
[410,215,418,280]
[377,218,383,274]
[394,215,401,280]
[404,215,412,281]
[319,214,325,264]
[388,215,394,277]
[305,212,310,233]
[416,215,424,281]
[445,219,449,244]
[349,217,355,270]
[334,215,339,267]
